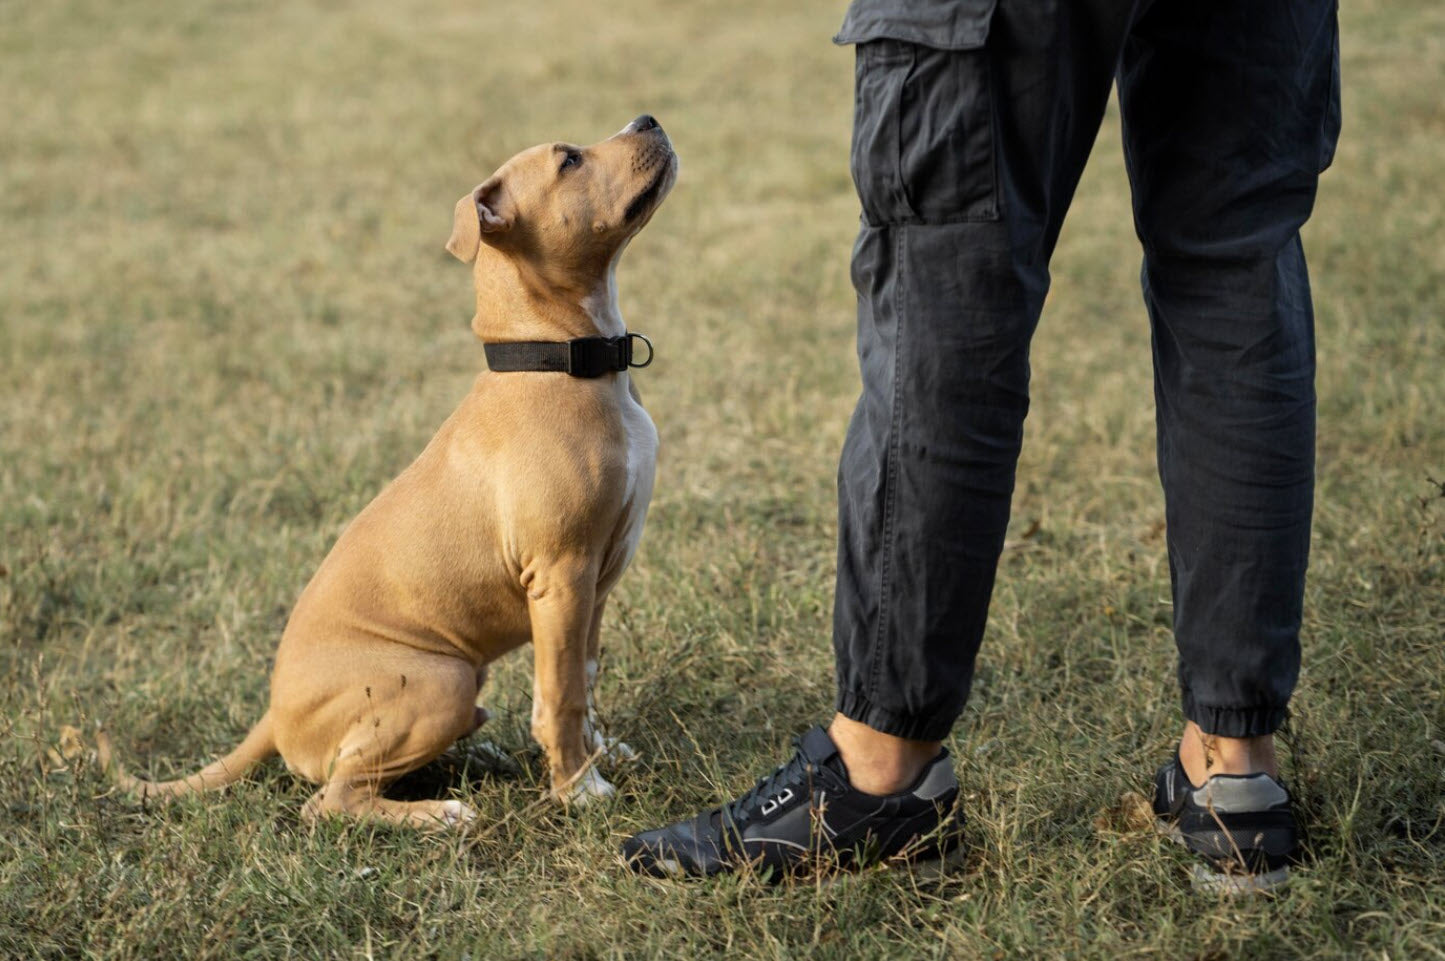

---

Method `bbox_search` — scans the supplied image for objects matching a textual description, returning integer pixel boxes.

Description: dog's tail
[95,710,277,800]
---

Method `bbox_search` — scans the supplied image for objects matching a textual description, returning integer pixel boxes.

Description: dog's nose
[632,114,659,133]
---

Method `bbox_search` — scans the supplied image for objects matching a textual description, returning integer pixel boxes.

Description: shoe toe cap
[621,819,715,877]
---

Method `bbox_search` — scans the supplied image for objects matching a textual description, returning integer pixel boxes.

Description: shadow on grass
[385,737,537,803]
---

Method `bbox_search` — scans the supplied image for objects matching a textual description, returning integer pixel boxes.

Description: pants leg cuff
[1182,695,1288,738]
[836,690,955,742]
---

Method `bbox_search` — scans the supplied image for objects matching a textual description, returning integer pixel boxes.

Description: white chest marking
[579,263,655,589]
[609,380,657,587]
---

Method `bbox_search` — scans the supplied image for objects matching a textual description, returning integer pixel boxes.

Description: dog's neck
[471,245,625,343]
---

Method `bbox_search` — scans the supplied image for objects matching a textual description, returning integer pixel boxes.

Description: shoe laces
[722,737,819,828]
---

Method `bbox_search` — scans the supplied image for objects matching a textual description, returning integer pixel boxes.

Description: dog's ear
[445,176,513,263]
[474,176,513,234]
[446,192,482,263]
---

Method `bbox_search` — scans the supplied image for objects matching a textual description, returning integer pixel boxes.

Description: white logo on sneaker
[760,788,795,817]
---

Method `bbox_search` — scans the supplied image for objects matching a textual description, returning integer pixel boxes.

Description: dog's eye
[559,151,581,173]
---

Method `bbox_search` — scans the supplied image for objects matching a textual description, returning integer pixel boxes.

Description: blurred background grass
[1,0,1442,958]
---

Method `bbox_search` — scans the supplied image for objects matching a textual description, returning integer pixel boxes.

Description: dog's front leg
[527,561,613,805]
[583,596,636,767]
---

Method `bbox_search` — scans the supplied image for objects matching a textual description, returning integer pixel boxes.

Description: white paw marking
[600,737,637,765]
[559,766,617,807]
[434,799,479,828]
[584,711,636,767]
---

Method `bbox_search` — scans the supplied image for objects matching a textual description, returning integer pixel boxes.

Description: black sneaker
[1153,753,1299,894]
[620,726,965,879]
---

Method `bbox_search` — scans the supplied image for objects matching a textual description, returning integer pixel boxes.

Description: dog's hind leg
[294,652,481,830]
[468,663,492,736]
[302,779,477,830]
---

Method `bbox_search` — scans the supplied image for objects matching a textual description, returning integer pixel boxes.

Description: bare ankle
[827,714,941,796]
[1178,720,1278,784]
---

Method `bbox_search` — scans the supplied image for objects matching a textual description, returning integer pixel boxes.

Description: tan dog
[98,115,678,827]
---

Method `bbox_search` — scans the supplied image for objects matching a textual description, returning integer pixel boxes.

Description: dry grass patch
[2,0,1442,958]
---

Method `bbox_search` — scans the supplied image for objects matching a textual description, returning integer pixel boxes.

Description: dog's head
[446,115,678,282]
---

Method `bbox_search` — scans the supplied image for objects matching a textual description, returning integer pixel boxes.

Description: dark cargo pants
[831,0,1342,741]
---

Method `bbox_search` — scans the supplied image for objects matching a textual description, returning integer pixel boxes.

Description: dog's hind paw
[432,799,479,829]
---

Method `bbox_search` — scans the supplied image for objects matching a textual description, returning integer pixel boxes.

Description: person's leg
[1119,0,1341,777]
[827,715,940,795]
[1178,720,1277,781]
[1123,0,1340,891]
[622,1,1147,879]
[831,0,1139,790]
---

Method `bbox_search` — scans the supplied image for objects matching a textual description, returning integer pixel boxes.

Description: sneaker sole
[620,839,969,883]
[1189,862,1290,895]
[809,843,969,888]
[904,842,970,881]
[1156,817,1291,895]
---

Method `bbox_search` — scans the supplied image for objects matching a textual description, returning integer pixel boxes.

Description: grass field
[2,0,1443,957]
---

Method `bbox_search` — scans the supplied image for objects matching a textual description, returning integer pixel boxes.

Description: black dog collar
[483,332,654,378]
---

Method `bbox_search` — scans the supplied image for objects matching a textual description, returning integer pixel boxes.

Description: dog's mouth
[623,155,674,224]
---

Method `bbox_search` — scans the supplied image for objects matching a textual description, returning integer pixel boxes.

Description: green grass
[2,0,1442,957]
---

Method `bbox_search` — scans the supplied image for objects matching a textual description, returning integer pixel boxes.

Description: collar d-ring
[626,332,655,368]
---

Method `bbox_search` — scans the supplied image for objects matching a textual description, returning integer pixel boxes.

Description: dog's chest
[610,388,658,580]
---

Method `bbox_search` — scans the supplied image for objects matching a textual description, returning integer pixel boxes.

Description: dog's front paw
[554,766,617,808]
[600,737,637,766]
[586,724,638,768]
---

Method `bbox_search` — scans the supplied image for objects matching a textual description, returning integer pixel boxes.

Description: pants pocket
[849,39,999,226]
